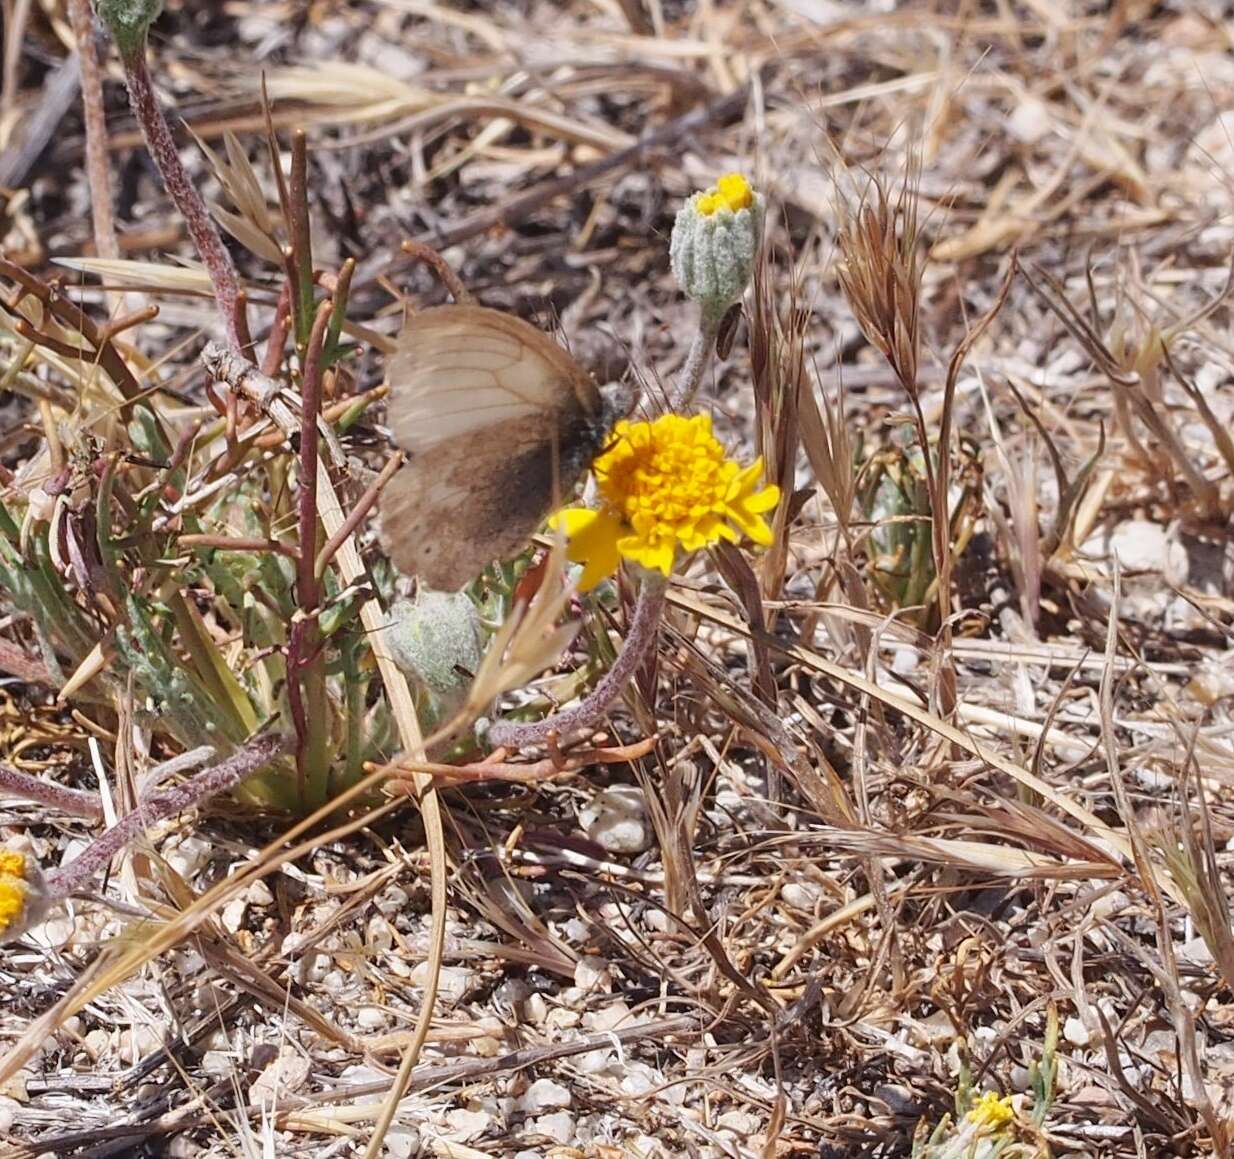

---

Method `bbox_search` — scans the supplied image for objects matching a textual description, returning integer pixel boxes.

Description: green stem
[667,312,719,411]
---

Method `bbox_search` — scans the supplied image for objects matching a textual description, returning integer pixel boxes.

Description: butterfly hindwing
[382,410,602,590]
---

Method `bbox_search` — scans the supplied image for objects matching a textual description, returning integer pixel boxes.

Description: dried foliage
[1,2,1234,1158]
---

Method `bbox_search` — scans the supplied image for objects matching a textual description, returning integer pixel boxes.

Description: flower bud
[669,173,764,321]
[95,0,164,59]
[382,591,484,708]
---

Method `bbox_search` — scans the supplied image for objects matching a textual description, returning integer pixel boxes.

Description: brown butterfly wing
[381,305,605,590]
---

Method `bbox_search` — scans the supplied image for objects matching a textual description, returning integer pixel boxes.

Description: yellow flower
[551,413,779,590]
[0,849,32,935]
[966,1091,1015,1133]
[697,173,754,216]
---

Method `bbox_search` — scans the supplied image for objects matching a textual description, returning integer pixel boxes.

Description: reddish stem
[288,301,334,799]
[0,763,104,820]
[118,44,241,349]
[487,575,667,749]
[43,734,287,901]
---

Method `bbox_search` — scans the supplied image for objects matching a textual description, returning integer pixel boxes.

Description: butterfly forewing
[386,305,601,452]
[382,304,611,591]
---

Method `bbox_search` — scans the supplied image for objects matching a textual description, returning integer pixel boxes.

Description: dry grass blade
[667,587,1184,902]
[5,6,1234,1153]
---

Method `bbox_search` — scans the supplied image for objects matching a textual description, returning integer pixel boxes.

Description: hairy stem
[117,42,241,348]
[487,574,667,749]
[667,312,719,411]
[43,734,287,900]
[0,763,104,820]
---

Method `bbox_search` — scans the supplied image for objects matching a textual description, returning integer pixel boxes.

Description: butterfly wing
[381,305,606,590]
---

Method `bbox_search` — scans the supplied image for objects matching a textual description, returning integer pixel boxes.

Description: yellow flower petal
[619,534,676,576]
[695,173,754,216]
[715,172,754,211]
[0,850,30,934]
[550,507,623,590]
[742,483,781,514]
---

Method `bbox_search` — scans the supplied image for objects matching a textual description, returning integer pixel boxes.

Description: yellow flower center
[697,172,754,216]
[966,1091,1015,1132]
[0,849,30,933]
[596,415,736,545]
[549,412,779,589]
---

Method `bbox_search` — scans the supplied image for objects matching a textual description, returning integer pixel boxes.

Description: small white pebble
[780,881,823,911]
[83,1029,111,1061]
[1064,1016,1091,1046]
[520,1077,572,1113]
[620,1062,659,1096]
[575,1048,615,1075]
[890,647,919,675]
[583,1001,632,1033]
[562,917,591,943]
[202,1050,236,1078]
[410,963,474,1003]
[579,786,652,854]
[574,955,612,993]
[221,896,247,933]
[533,1110,575,1144]
[375,885,410,915]
[355,1005,386,1031]
[445,1107,491,1140]
[383,1128,419,1158]
[366,914,394,952]
[163,834,212,880]
[524,993,548,1025]
[716,1109,760,1135]
[545,1006,581,1030]
[322,970,348,995]
[117,1025,160,1064]
[244,879,273,906]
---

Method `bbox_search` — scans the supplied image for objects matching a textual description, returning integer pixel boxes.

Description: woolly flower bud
[95,0,164,58]
[669,173,764,320]
[382,591,484,706]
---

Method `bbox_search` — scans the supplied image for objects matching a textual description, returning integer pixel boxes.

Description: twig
[0,54,79,189]
[399,240,472,304]
[66,0,120,263]
[315,451,402,580]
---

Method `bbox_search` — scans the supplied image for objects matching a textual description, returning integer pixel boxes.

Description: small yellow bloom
[966,1090,1015,1133]
[0,849,32,934]
[551,413,779,590]
[697,172,754,216]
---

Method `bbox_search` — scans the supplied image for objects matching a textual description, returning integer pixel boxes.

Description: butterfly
[381,304,633,591]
